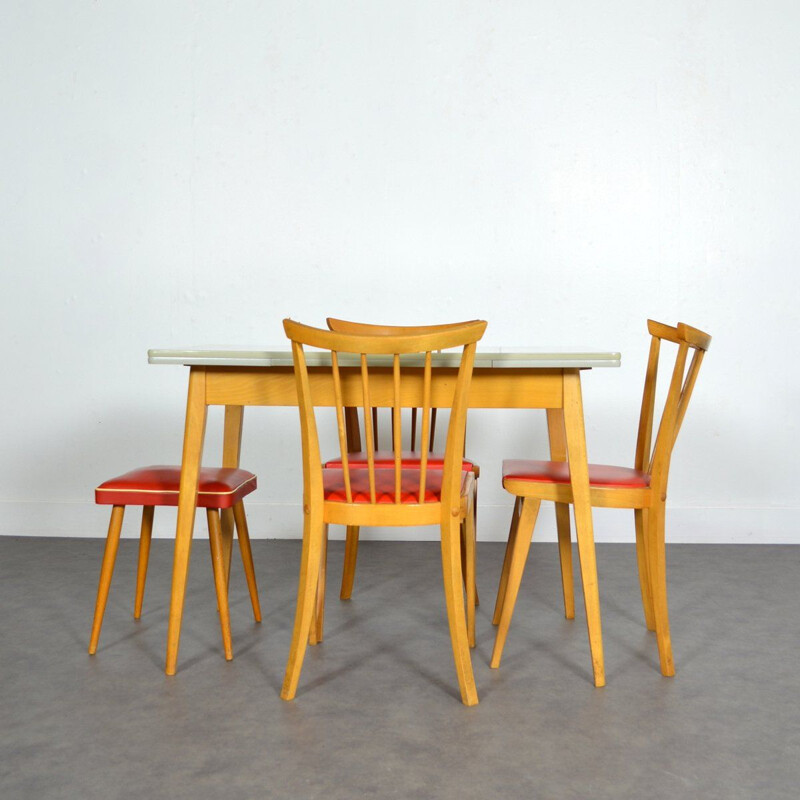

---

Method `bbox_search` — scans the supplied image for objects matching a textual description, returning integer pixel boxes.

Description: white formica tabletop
[147,347,621,370]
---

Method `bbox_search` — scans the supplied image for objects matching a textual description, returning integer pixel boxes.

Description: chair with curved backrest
[324,318,481,606]
[280,318,487,706]
[89,465,261,661]
[491,320,711,676]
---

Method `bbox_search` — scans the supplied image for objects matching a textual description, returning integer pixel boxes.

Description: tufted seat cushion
[323,467,472,504]
[502,460,650,489]
[95,465,257,509]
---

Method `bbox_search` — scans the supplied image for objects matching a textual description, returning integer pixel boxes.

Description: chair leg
[464,502,477,648]
[207,509,233,661]
[440,517,478,706]
[220,507,236,596]
[232,501,262,623]
[472,479,480,606]
[634,508,655,631]
[89,505,125,654]
[546,407,572,619]
[134,506,154,619]
[309,524,329,645]
[340,525,359,600]
[647,502,675,676]
[459,486,480,609]
[460,522,468,598]
[281,508,326,701]
[492,496,521,625]
[491,497,541,669]
[555,502,575,620]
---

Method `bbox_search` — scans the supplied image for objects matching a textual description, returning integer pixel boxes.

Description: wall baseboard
[1,502,797,544]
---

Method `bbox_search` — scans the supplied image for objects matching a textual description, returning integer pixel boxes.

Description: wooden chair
[324,318,481,605]
[491,320,711,676]
[280,318,487,706]
[89,465,261,660]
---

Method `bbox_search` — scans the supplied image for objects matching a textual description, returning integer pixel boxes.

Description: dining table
[148,345,621,691]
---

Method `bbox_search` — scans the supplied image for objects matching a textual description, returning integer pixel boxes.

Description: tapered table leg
[546,408,575,620]
[562,370,605,688]
[165,367,208,676]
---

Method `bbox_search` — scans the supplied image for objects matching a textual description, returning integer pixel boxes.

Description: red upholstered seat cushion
[502,459,650,489]
[323,467,471,504]
[324,450,475,472]
[95,466,257,509]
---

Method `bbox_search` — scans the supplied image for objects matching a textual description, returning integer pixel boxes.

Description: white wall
[2,1,798,543]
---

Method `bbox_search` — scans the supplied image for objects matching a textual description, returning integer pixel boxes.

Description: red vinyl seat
[323,468,473,504]
[89,464,261,662]
[502,460,650,489]
[95,465,257,508]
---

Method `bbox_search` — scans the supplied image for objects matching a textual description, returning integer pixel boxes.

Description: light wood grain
[162,334,617,682]
[495,320,711,679]
[205,367,564,409]
[232,500,262,623]
[166,368,208,676]
[562,370,605,687]
[88,505,125,655]
[281,319,485,705]
[340,526,359,600]
[134,505,154,619]
[492,496,520,626]
[220,405,244,585]
[309,524,329,645]
[326,317,480,612]
[207,508,233,661]
[490,497,541,668]
[547,407,574,620]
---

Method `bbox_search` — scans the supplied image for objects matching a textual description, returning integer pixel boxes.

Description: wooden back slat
[284,318,487,511]
[649,340,689,480]
[372,407,380,450]
[328,319,458,457]
[288,340,323,508]
[393,354,402,503]
[344,406,361,451]
[634,335,661,472]
[672,348,705,448]
[419,351,432,500]
[331,351,352,503]
[441,341,478,508]
[409,407,437,452]
[360,353,377,504]
[635,319,712,492]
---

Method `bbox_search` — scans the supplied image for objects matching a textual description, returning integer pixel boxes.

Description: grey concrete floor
[1,536,798,800]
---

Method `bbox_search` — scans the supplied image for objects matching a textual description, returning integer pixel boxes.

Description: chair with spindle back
[324,318,481,605]
[280,318,487,706]
[491,320,711,676]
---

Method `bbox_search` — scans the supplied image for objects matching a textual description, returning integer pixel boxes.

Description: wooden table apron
[165,364,606,688]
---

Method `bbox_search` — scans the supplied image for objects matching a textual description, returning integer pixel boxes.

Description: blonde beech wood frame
[282,319,486,706]
[88,500,261,661]
[492,321,711,679]
[161,343,612,694]
[326,317,482,606]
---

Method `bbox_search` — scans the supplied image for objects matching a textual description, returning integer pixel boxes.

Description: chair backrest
[326,318,483,453]
[284,319,487,509]
[634,320,712,494]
